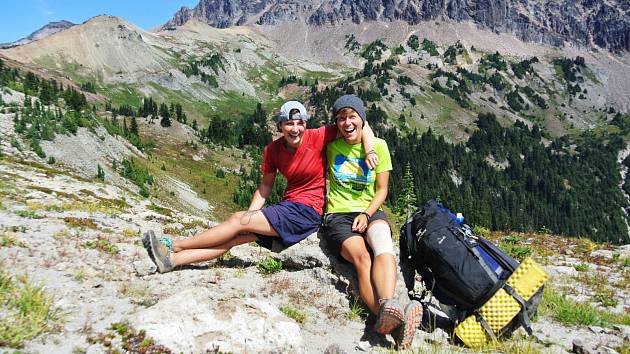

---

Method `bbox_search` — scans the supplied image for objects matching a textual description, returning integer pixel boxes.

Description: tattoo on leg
[240,210,259,225]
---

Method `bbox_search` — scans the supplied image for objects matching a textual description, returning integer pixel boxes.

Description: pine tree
[396,162,417,215]
[160,114,171,127]
[130,116,139,136]
[96,164,105,181]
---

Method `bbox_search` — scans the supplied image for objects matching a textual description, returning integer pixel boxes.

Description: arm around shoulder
[362,122,378,170]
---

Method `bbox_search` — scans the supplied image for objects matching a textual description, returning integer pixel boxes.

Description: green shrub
[10,137,21,151]
[407,35,419,50]
[86,322,171,353]
[83,239,119,254]
[257,257,282,275]
[120,158,153,197]
[472,225,490,237]
[346,297,367,321]
[280,306,307,325]
[421,38,439,56]
[573,263,589,272]
[591,286,618,308]
[15,210,41,219]
[499,235,532,261]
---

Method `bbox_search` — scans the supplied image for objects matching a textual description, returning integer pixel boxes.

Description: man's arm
[248,171,276,210]
[362,122,378,170]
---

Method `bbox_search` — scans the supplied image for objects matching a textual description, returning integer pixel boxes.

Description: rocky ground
[0,85,628,353]
[0,125,629,354]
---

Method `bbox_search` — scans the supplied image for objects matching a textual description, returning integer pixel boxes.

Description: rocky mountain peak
[163,0,630,53]
[1,20,75,48]
[163,0,268,29]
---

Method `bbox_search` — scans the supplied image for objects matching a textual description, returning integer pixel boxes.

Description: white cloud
[36,0,54,17]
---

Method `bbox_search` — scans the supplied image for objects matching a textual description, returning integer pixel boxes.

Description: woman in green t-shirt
[323,95,422,349]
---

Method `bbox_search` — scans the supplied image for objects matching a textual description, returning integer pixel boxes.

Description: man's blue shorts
[256,201,322,250]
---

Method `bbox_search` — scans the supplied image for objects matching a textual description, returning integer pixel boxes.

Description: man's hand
[365,150,379,170]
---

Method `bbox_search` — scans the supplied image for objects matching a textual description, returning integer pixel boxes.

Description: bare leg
[171,233,258,266]
[367,220,397,301]
[340,236,379,315]
[173,210,276,251]
[371,253,397,300]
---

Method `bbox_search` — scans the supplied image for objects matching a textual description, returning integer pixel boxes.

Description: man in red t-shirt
[145,101,377,273]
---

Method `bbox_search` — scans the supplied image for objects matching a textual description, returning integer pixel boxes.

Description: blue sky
[1,0,200,43]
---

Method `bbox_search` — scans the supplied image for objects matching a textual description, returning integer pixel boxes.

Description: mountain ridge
[0,20,75,48]
[163,0,630,53]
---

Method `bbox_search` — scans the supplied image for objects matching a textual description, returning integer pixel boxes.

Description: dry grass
[63,217,98,229]
[0,269,61,348]
[269,277,291,295]
[52,228,71,240]
[122,227,139,238]
[483,230,608,264]
[0,229,26,248]
[475,335,542,354]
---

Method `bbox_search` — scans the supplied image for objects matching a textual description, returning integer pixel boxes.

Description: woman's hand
[352,213,369,233]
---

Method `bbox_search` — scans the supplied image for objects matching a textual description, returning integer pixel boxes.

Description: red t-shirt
[261,125,338,215]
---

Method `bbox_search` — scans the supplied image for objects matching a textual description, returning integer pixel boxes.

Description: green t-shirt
[326,137,392,213]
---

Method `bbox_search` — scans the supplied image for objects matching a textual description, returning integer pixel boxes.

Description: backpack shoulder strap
[503,284,533,335]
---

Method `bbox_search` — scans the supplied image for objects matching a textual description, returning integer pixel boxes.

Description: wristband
[366,150,377,156]
[359,211,371,221]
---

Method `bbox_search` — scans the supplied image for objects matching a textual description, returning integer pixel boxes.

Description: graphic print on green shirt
[326,138,392,213]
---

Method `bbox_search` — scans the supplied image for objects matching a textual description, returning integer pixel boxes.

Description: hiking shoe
[147,230,174,273]
[393,300,423,350]
[142,231,156,263]
[143,231,174,265]
[374,299,404,334]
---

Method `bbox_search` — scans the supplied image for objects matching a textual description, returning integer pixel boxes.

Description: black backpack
[400,199,542,341]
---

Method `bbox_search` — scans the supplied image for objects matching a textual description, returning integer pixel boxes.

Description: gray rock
[612,324,630,340]
[133,258,157,276]
[573,338,588,354]
[618,245,630,260]
[324,343,347,354]
[545,265,579,277]
[130,287,303,353]
[590,249,615,260]
[278,233,330,270]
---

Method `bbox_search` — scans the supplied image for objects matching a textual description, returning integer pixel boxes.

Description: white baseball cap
[277,101,310,122]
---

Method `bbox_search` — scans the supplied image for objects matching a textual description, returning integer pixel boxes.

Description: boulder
[544,265,578,277]
[132,258,157,276]
[279,233,331,270]
[130,287,303,353]
[590,249,615,260]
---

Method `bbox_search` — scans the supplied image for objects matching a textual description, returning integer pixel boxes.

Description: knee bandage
[366,222,394,257]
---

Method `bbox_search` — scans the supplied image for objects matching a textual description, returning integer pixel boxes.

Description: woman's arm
[351,171,390,232]
[248,171,276,210]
